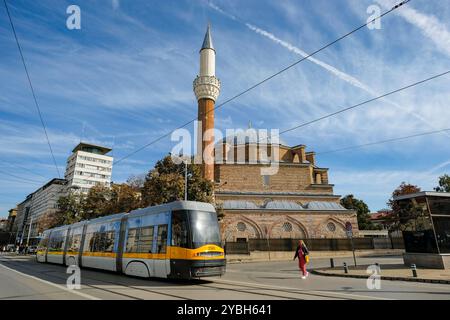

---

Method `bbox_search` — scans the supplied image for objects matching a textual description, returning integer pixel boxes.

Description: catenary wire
[114,0,411,164]
[3,0,61,178]
[315,127,450,155]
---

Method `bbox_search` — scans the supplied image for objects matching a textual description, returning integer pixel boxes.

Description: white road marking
[0,260,100,300]
[211,278,393,300]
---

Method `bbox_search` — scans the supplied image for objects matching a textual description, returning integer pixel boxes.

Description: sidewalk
[312,263,450,284]
[226,249,404,263]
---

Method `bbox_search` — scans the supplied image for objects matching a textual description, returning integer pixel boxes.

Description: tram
[36,201,226,279]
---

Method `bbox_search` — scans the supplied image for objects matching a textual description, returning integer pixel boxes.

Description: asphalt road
[0,254,449,300]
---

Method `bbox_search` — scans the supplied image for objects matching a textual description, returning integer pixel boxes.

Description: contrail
[376,0,450,57]
[245,23,376,94]
[208,1,450,138]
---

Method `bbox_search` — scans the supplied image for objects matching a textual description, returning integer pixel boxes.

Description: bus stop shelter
[394,191,450,269]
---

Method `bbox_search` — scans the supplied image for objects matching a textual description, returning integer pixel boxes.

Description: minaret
[193,24,221,182]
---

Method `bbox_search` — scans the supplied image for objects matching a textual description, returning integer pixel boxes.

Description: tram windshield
[172,210,221,248]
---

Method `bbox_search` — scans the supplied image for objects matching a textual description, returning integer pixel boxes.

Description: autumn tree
[435,174,450,192]
[36,210,64,233]
[340,195,380,230]
[141,155,213,207]
[82,185,112,220]
[126,174,146,191]
[387,182,421,231]
[107,183,142,214]
[56,191,85,225]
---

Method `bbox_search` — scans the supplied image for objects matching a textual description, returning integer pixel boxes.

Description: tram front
[169,208,226,279]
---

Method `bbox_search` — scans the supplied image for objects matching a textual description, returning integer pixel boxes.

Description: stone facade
[213,142,358,240]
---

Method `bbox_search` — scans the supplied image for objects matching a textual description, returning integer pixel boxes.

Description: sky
[0,0,449,216]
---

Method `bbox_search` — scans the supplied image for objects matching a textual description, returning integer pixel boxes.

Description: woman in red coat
[293,240,309,279]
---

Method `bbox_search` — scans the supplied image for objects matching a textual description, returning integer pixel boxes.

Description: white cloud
[376,0,450,57]
[208,1,450,141]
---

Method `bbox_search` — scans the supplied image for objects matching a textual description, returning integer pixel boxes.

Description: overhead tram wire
[0,169,46,184]
[275,70,450,138]
[3,0,61,178]
[114,0,411,165]
[0,159,49,180]
[315,127,450,156]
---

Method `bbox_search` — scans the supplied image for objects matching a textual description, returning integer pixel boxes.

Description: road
[0,254,449,300]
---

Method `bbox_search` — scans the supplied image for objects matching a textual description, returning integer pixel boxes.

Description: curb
[310,269,450,284]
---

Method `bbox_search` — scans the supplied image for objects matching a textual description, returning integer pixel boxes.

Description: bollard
[343,262,348,274]
[411,264,418,278]
[330,258,335,268]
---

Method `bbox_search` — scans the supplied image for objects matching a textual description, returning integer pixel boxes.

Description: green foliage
[387,182,421,231]
[52,154,214,227]
[56,192,85,225]
[340,194,380,230]
[435,174,450,192]
[141,155,213,206]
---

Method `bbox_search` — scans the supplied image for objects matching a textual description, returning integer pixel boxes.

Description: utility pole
[26,215,33,249]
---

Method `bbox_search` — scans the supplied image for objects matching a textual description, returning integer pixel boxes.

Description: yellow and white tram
[36,201,226,279]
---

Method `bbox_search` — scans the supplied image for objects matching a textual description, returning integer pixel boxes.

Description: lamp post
[26,215,34,250]
[184,159,188,201]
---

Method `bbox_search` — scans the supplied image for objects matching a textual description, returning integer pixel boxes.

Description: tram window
[156,225,168,254]
[38,237,48,250]
[49,236,64,252]
[104,231,115,252]
[88,232,102,252]
[68,234,81,252]
[126,228,139,253]
[98,232,107,252]
[84,233,93,252]
[138,226,154,253]
[172,211,189,248]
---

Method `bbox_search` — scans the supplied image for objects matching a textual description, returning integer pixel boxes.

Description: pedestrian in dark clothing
[293,240,309,279]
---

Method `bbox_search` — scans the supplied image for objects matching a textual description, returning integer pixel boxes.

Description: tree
[435,174,450,192]
[36,210,65,232]
[108,183,142,214]
[387,182,421,231]
[82,185,112,220]
[340,195,380,230]
[56,192,85,225]
[126,174,146,191]
[141,155,214,207]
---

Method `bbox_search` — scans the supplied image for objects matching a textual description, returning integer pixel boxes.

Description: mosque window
[327,222,336,232]
[237,222,246,232]
[282,222,293,232]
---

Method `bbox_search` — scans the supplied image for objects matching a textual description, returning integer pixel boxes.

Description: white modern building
[64,142,113,193]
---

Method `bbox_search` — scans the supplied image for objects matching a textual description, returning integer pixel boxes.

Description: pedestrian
[293,240,309,279]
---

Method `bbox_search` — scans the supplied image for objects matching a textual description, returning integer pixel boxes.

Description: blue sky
[1,0,450,216]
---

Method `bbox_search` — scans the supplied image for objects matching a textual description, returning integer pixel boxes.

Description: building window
[262,175,270,186]
[282,222,293,232]
[237,222,246,232]
[327,222,336,232]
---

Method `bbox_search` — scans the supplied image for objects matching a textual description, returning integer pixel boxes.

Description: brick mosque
[192,25,358,241]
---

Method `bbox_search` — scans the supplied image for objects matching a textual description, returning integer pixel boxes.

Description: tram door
[153,224,169,277]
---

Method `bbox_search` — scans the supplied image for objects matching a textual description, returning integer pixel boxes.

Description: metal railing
[224,237,404,254]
